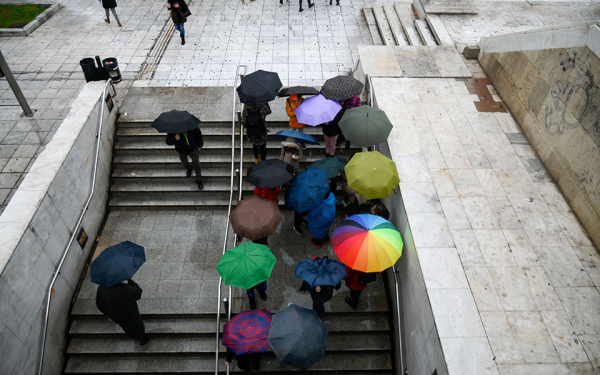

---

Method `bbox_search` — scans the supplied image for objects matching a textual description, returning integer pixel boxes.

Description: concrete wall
[479,40,600,249]
[0,81,117,374]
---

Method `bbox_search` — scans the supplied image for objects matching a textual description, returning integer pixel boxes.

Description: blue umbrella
[308,156,347,178]
[285,168,330,213]
[275,130,320,145]
[90,241,146,288]
[267,304,328,369]
[307,192,336,240]
[295,256,347,287]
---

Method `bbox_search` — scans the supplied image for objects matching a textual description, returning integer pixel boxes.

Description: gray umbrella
[267,304,328,369]
[321,75,364,101]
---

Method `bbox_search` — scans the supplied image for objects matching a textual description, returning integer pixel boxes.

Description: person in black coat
[102,0,121,27]
[96,279,149,345]
[299,270,341,318]
[166,127,204,189]
[167,0,190,45]
[225,349,261,372]
[322,110,343,157]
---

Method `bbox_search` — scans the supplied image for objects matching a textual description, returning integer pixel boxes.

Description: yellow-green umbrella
[345,151,400,200]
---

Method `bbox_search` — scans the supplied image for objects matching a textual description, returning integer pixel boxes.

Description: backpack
[246,109,265,137]
[358,272,376,286]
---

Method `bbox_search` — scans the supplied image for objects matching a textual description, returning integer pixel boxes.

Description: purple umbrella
[294,94,342,126]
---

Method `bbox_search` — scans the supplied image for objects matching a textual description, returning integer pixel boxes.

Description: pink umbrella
[294,94,342,126]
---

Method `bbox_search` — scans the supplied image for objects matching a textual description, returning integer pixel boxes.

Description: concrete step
[109,195,235,208]
[394,2,423,46]
[372,4,395,46]
[112,167,239,179]
[114,139,327,152]
[110,179,255,193]
[414,19,438,46]
[362,8,384,46]
[116,125,327,138]
[65,352,393,373]
[69,315,390,336]
[426,14,455,46]
[383,4,409,46]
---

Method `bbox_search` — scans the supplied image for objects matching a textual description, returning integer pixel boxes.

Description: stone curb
[0,2,62,37]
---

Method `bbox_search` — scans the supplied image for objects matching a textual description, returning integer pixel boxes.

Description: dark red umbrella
[223,309,272,354]
[230,196,283,240]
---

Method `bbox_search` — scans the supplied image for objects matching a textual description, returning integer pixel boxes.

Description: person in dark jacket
[242,103,271,164]
[96,279,149,345]
[299,280,341,317]
[167,0,189,45]
[343,266,371,309]
[165,126,204,189]
[371,202,390,220]
[246,280,268,310]
[322,110,343,157]
[225,349,261,372]
[102,0,121,27]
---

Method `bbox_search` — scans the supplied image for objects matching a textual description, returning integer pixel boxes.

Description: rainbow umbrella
[223,309,272,355]
[332,214,403,272]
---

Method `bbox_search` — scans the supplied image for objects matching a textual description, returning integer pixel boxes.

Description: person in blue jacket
[307,191,336,248]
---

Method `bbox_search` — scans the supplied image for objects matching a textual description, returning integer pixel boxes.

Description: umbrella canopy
[216,243,277,289]
[223,309,272,355]
[151,110,201,133]
[277,86,320,97]
[308,156,347,178]
[275,130,320,145]
[294,94,342,126]
[307,192,336,240]
[338,106,393,147]
[333,214,403,272]
[91,241,146,288]
[295,257,347,287]
[230,196,283,240]
[247,159,295,188]
[345,151,400,200]
[321,75,364,101]
[284,168,330,213]
[267,304,328,369]
[237,70,282,105]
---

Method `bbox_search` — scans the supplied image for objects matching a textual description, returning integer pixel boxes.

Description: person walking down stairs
[280,137,303,173]
[167,0,190,45]
[165,126,204,190]
[242,103,271,164]
[102,0,122,26]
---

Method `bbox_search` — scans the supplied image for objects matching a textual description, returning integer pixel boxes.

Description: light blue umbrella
[294,94,342,126]
[275,130,320,145]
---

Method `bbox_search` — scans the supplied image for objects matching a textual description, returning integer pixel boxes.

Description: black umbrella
[247,159,294,188]
[237,70,282,105]
[321,75,364,101]
[152,110,200,133]
[277,86,320,97]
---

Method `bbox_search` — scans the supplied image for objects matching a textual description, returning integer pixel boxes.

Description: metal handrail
[215,65,246,375]
[365,73,405,373]
[37,78,116,375]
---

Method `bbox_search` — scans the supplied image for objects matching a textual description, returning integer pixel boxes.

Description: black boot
[299,6,303,11]
[308,1,314,7]
[259,292,268,300]
[181,35,185,45]
[197,180,203,190]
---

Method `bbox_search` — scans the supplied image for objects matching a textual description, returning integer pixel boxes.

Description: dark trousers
[178,149,202,182]
[246,281,268,301]
[348,289,362,307]
[299,0,312,10]
[294,211,308,229]
[253,144,267,160]
[312,233,330,246]
[115,316,147,341]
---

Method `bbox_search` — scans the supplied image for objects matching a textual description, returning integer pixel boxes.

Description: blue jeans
[246,281,267,301]
[174,23,185,37]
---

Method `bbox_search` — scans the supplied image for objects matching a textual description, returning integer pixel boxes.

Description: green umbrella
[345,151,400,200]
[216,243,277,289]
[308,156,347,178]
[339,106,393,147]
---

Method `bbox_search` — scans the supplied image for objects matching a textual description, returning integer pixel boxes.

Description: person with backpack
[242,103,272,164]
[167,0,190,45]
[343,266,375,309]
[165,125,204,190]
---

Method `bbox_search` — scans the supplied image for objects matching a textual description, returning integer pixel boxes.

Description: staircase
[109,119,361,209]
[64,277,394,374]
[363,2,454,47]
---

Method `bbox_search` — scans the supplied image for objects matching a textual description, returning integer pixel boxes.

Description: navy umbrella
[295,257,347,287]
[237,70,282,105]
[91,241,146,288]
[247,159,295,188]
[275,130,320,145]
[267,304,328,369]
[285,168,330,213]
[152,110,201,133]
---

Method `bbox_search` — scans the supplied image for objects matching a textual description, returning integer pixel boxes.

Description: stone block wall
[0,81,117,374]
[480,47,600,249]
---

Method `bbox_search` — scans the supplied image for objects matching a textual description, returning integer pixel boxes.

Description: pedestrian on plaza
[329,0,340,5]
[167,0,190,45]
[307,191,336,249]
[165,126,204,190]
[343,266,376,309]
[254,186,281,204]
[337,95,362,149]
[280,137,303,174]
[298,0,313,12]
[246,280,268,310]
[102,0,122,27]
[285,94,306,148]
[96,279,149,345]
[371,202,390,220]
[243,103,272,164]
[226,349,262,372]
[322,110,343,157]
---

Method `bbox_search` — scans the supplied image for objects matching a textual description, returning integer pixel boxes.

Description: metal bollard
[222,297,229,313]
